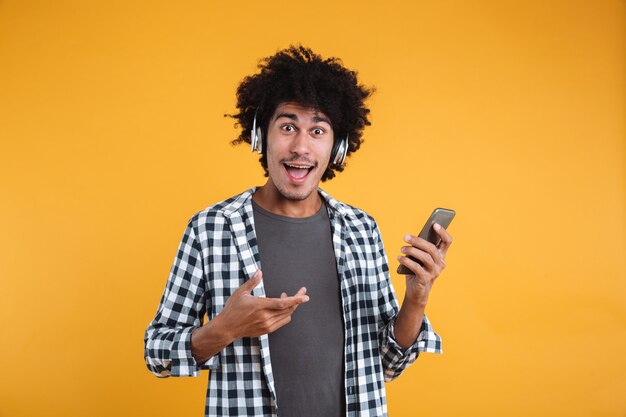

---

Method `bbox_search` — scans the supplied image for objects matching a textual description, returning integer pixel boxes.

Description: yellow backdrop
[1,1,624,416]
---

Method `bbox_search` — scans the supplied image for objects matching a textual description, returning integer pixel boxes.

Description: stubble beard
[267,154,321,202]
[272,178,316,201]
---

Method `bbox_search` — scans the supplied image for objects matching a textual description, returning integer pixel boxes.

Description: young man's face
[264,102,334,202]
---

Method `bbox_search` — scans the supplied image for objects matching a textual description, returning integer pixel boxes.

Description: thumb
[239,269,262,293]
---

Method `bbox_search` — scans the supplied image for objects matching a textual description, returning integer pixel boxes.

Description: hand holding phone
[396,208,455,275]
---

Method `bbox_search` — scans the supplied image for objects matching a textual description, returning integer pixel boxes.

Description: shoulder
[184,188,255,233]
[319,188,379,232]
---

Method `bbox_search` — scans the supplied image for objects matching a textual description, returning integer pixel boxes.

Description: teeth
[285,164,312,169]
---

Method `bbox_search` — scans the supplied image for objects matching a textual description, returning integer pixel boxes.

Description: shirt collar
[222,186,353,220]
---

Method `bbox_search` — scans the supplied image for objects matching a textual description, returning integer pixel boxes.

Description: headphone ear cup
[251,130,257,152]
[331,137,348,166]
[256,127,263,154]
[251,111,263,154]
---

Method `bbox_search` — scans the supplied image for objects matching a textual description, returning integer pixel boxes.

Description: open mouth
[283,163,315,183]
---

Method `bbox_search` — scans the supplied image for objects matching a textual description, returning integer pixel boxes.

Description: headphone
[250,110,349,166]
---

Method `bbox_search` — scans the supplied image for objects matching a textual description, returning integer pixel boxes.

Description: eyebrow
[274,112,332,126]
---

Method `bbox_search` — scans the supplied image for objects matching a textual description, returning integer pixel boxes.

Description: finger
[433,223,453,256]
[266,313,294,333]
[259,294,310,310]
[262,305,301,331]
[278,290,308,316]
[277,287,305,300]
[249,309,295,336]
[401,245,438,273]
[397,255,429,281]
[239,270,263,293]
[403,235,444,268]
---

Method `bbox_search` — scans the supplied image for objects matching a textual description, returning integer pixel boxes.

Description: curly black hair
[227,45,375,181]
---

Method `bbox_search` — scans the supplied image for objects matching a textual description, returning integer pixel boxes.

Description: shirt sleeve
[143,217,209,378]
[371,219,443,382]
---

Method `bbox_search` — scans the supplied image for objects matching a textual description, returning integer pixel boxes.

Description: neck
[252,180,323,218]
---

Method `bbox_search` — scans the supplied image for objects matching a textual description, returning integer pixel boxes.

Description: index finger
[434,223,453,256]
[258,294,309,310]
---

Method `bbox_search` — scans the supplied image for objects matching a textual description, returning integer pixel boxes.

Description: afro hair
[227,45,375,181]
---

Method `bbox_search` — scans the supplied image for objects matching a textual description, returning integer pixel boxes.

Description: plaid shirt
[144,187,442,417]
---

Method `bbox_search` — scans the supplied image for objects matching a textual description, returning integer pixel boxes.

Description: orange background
[1,1,625,416]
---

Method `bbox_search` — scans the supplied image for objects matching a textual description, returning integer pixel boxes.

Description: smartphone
[396,208,456,275]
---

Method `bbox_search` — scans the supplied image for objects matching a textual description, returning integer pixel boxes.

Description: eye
[311,128,325,135]
[281,124,296,132]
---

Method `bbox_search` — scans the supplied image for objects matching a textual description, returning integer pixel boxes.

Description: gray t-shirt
[252,198,345,417]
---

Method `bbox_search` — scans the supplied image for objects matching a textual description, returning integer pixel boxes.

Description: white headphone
[251,110,349,166]
[251,110,264,154]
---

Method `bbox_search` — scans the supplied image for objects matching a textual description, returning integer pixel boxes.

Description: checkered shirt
[144,187,442,417]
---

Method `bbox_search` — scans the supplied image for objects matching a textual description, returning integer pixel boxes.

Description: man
[144,45,452,417]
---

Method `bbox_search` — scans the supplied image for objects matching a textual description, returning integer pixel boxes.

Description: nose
[289,129,310,155]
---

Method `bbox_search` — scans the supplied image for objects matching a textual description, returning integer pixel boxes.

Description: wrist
[190,314,236,365]
[395,300,426,349]
[209,313,236,344]
[402,294,428,312]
